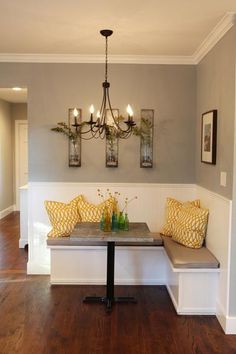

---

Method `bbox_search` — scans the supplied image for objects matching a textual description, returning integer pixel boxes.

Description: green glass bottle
[111,211,118,231]
[100,212,105,231]
[118,211,125,230]
[124,213,129,231]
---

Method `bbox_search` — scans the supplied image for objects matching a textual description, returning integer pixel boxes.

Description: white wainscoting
[19,185,28,248]
[27,182,196,275]
[195,185,233,334]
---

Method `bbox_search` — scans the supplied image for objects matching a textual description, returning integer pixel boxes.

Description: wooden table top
[69,222,153,243]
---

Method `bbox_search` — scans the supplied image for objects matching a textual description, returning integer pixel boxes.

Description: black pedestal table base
[83,241,137,310]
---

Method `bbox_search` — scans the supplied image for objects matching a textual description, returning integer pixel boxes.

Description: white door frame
[15,120,28,210]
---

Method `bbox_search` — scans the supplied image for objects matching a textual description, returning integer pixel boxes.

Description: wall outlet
[220,171,227,187]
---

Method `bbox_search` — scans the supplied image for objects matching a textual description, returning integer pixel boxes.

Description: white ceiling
[0,0,236,57]
[0,88,27,103]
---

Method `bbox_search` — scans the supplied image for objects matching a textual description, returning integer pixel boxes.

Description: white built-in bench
[162,236,219,314]
[47,233,219,315]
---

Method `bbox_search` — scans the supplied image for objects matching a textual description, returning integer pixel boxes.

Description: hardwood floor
[0,213,236,354]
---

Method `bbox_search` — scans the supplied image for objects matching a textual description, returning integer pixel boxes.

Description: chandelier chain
[105,36,108,82]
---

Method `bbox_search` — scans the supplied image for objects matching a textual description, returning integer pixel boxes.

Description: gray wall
[0,99,13,211]
[196,27,236,199]
[0,63,196,183]
[196,26,236,316]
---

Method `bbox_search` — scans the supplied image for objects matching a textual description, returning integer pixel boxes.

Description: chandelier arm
[106,89,132,134]
[119,131,132,139]
[101,87,107,127]
[99,90,106,122]
[99,124,105,136]
[80,133,98,140]
[106,89,120,130]
[79,125,96,135]
[101,128,106,139]
[91,131,102,139]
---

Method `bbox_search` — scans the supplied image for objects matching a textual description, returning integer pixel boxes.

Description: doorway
[15,119,28,210]
[0,88,28,217]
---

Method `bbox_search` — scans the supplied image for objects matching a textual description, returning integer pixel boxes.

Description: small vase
[103,206,111,232]
[111,211,118,231]
[100,212,105,231]
[124,213,129,231]
[118,211,125,230]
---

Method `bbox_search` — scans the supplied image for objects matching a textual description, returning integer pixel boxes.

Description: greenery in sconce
[132,117,153,144]
[51,122,80,141]
[51,122,83,166]
[106,125,118,161]
[51,117,153,144]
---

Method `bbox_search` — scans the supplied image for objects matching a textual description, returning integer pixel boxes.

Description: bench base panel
[165,255,219,315]
[50,246,167,286]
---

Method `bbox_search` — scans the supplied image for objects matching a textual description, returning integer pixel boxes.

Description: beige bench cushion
[162,236,219,269]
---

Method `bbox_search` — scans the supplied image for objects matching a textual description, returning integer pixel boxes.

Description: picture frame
[140,109,154,168]
[68,108,82,167]
[105,109,119,167]
[201,110,217,165]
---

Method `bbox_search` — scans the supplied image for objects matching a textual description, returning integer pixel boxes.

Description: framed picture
[68,108,82,167]
[140,109,154,168]
[105,109,119,167]
[201,110,217,165]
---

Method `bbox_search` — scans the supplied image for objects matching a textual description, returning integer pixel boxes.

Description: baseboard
[177,308,216,315]
[217,313,236,334]
[216,301,236,334]
[0,205,15,219]
[27,261,50,275]
[50,278,166,286]
[225,316,236,334]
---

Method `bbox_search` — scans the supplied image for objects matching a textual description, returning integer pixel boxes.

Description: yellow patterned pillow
[172,203,209,248]
[77,196,114,222]
[45,195,83,238]
[161,198,200,237]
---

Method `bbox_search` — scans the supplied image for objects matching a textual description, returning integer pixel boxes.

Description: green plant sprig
[51,122,79,141]
[132,118,153,141]
[51,121,88,141]
[121,196,138,213]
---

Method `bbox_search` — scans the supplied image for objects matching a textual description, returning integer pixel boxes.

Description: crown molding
[0,12,235,65]
[0,53,195,65]
[193,12,236,64]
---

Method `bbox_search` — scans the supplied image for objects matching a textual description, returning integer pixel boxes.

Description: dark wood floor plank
[0,212,236,354]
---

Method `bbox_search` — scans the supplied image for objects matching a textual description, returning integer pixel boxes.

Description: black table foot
[83,296,106,303]
[83,296,137,309]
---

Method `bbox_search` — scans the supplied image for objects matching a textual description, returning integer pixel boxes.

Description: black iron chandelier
[72,29,136,139]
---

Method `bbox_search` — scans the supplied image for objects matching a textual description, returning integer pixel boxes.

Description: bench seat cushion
[162,236,219,269]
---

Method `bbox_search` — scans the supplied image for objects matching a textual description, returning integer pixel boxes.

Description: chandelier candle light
[72,29,136,139]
